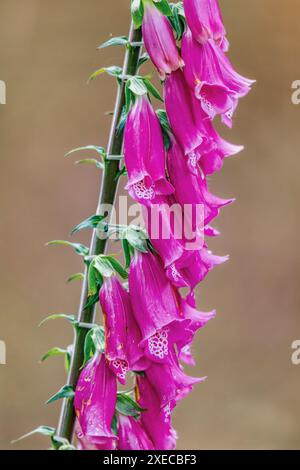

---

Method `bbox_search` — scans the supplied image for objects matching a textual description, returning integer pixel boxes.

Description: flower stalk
[56,22,142,443]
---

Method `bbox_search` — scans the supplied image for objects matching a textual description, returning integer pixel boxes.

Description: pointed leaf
[88,66,122,82]
[75,159,104,169]
[46,385,75,405]
[46,240,89,257]
[67,273,84,283]
[154,0,172,16]
[71,214,107,235]
[65,145,106,159]
[116,394,145,417]
[39,314,76,328]
[40,347,68,363]
[143,78,163,102]
[12,426,55,444]
[105,256,128,280]
[131,0,144,29]
[98,36,128,49]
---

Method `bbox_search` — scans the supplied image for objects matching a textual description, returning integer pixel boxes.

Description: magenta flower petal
[75,421,116,451]
[167,138,233,229]
[100,276,147,378]
[124,95,174,204]
[118,415,154,450]
[129,250,191,363]
[167,248,229,289]
[182,30,254,125]
[145,350,206,409]
[74,353,117,442]
[183,0,229,51]
[136,375,177,450]
[142,1,184,79]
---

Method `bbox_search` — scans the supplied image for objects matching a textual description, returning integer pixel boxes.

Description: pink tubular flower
[136,374,177,450]
[99,276,148,379]
[74,354,117,443]
[129,250,192,363]
[166,247,229,290]
[164,70,243,174]
[167,137,233,229]
[124,94,174,204]
[75,421,116,451]
[142,0,184,79]
[183,0,229,52]
[182,29,254,126]
[118,415,154,450]
[145,350,206,410]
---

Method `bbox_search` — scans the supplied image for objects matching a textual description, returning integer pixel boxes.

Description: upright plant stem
[56,22,142,442]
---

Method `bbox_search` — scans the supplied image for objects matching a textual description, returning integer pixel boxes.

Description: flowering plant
[22,0,253,450]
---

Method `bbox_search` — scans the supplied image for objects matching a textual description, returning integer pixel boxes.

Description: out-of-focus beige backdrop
[0,0,300,450]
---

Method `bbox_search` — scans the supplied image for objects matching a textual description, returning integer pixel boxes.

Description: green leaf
[105,256,128,280]
[39,314,76,328]
[169,2,186,40]
[125,226,149,253]
[116,394,145,417]
[93,256,115,278]
[75,158,104,169]
[67,272,84,283]
[87,260,103,296]
[98,36,128,49]
[117,106,129,136]
[71,214,107,235]
[154,0,173,16]
[131,0,144,29]
[65,145,106,159]
[156,108,172,149]
[84,292,99,311]
[12,426,56,444]
[46,240,89,257]
[40,347,68,363]
[143,78,163,102]
[46,385,75,405]
[122,239,131,269]
[138,52,150,68]
[88,66,123,82]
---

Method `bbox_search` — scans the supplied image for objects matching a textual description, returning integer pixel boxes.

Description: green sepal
[46,385,75,405]
[74,158,104,169]
[71,214,107,235]
[131,0,144,29]
[138,52,150,68]
[40,347,72,373]
[153,0,173,17]
[116,393,145,418]
[98,36,129,49]
[169,2,186,40]
[46,240,89,257]
[156,108,172,149]
[88,66,123,83]
[122,239,131,269]
[82,326,105,368]
[124,226,149,253]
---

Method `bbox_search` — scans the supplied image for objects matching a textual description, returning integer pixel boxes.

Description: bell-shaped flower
[167,138,233,229]
[129,250,191,363]
[142,0,184,79]
[164,70,243,174]
[136,374,177,450]
[74,353,117,443]
[182,29,254,126]
[124,95,174,205]
[183,0,229,51]
[75,421,116,451]
[118,415,154,450]
[99,276,147,381]
[166,247,229,290]
[145,350,206,410]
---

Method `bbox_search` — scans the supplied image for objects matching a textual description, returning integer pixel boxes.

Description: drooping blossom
[129,250,192,363]
[74,353,117,444]
[124,94,174,204]
[166,247,229,291]
[143,194,204,269]
[167,137,233,229]
[182,29,254,126]
[142,0,184,79]
[183,0,229,52]
[75,421,116,451]
[164,69,243,174]
[99,276,149,378]
[145,349,206,410]
[118,415,154,450]
[136,374,177,450]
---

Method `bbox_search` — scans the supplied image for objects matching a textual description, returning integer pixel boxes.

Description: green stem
[56,22,142,443]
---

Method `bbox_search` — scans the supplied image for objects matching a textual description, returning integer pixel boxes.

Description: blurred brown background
[0,0,300,450]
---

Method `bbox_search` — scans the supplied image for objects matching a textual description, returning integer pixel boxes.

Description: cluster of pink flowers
[74,0,253,450]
